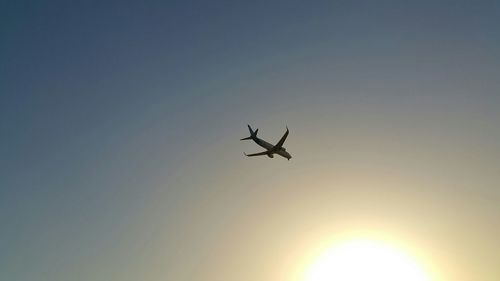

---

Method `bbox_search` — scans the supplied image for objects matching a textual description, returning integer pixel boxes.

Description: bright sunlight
[302,238,431,281]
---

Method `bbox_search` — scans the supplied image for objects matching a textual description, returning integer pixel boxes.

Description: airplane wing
[244,151,269,157]
[273,126,289,150]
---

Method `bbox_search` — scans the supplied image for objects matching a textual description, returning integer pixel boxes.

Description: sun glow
[302,238,431,281]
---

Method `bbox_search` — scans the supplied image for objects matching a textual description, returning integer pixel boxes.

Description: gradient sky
[2,1,500,280]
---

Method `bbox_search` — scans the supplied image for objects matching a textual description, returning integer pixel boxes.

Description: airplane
[240,125,292,160]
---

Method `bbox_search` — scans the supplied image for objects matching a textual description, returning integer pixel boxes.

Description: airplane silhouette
[240,125,291,160]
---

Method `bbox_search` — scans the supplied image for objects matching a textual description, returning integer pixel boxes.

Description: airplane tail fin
[240,124,258,140]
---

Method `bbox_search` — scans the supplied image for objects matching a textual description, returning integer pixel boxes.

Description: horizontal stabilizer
[241,124,258,140]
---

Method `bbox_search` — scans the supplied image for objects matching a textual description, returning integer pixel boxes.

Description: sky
[1,1,500,280]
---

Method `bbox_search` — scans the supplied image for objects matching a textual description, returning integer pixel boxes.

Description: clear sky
[1,1,500,280]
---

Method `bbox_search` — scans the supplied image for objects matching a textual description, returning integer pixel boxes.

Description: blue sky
[1,1,500,280]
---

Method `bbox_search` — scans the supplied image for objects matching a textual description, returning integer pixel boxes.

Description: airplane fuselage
[253,137,292,160]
